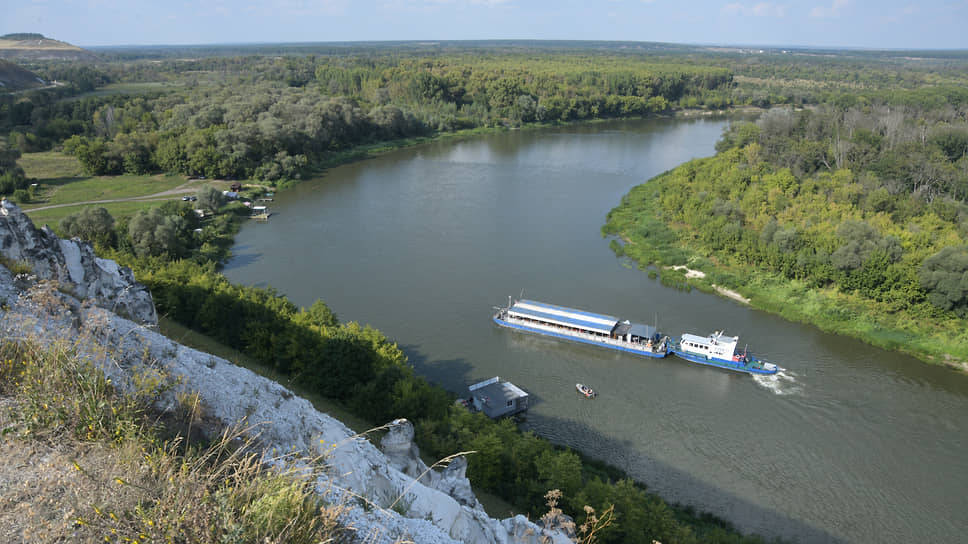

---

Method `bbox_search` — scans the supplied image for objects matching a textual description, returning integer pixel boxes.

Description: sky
[4,0,967,50]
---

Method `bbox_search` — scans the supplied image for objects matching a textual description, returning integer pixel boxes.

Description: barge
[493,298,671,358]
[673,331,779,375]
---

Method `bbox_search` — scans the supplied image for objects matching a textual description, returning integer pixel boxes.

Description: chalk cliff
[0,201,569,544]
[0,200,157,326]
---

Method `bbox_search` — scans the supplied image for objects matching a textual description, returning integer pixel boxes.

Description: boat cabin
[680,331,739,360]
[468,376,529,418]
[612,321,660,345]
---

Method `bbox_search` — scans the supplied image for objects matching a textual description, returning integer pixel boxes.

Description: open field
[0,37,82,50]
[19,151,190,205]
[17,151,84,179]
[24,200,174,227]
[72,81,186,99]
[16,151,210,226]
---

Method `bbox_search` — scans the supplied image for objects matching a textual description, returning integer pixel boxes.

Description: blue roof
[508,299,618,334]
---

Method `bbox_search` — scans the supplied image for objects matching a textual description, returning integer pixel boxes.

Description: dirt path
[24,183,200,213]
[668,265,751,304]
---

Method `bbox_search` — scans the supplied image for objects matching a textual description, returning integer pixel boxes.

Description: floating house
[467,376,529,418]
[250,205,270,222]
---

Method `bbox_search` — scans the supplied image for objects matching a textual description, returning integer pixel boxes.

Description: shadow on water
[401,344,838,544]
[399,343,475,388]
[403,342,549,408]
[527,412,844,544]
[222,244,262,270]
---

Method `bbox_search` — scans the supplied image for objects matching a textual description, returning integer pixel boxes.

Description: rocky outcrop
[381,419,482,509]
[0,200,156,325]
[0,231,570,543]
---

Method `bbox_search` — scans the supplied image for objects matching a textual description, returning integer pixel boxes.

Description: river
[224,117,968,543]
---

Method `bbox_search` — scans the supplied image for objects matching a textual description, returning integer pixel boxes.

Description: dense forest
[5,41,968,542]
[2,52,731,183]
[605,99,968,365]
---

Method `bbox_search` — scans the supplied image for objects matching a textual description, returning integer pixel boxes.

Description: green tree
[196,185,226,214]
[127,207,188,258]
[59,206,117,248]
[920,245,968,316]
[536,450,583,499]
[0,141,28,195]
[300,299,339,329]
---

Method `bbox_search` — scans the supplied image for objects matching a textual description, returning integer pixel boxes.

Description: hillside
[0,59,45,90]
[0,33,96,60]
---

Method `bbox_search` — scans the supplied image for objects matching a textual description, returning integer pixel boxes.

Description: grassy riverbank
[604,162,968,372]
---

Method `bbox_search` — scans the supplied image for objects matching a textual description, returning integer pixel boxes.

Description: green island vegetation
[604,87,968,369]
[6,40,968,542]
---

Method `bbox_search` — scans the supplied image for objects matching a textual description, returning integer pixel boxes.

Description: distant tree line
[3,53,735,183]
[1,33,45,40]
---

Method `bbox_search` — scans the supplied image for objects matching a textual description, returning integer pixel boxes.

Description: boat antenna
[519,288,525,301]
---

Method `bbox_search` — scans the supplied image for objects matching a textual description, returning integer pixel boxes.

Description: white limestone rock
[0,199,156,325]
[0,272,571,544]
[381,419,483,510]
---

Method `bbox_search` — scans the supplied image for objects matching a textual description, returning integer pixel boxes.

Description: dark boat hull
[671,349,779,375]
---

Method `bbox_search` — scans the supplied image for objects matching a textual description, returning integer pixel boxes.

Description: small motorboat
[576,383,596,398]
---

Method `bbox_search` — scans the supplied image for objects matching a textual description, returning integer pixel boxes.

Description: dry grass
[0,300,355,544]
[540,489,614,544]
[17,151,85,180]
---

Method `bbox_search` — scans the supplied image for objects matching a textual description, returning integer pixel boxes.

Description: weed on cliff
[0,333,353,543]
[0,256,32,276]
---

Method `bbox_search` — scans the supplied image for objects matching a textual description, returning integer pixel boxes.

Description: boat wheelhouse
[493,298,670,358]
[673,331,779,375]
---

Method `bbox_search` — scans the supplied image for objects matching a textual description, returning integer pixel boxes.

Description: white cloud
[809,0,849,19]
[721,2,787,17]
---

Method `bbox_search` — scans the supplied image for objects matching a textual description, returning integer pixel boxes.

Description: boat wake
[752,367,802,396]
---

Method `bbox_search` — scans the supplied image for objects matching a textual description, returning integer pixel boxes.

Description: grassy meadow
[16,151,206,226]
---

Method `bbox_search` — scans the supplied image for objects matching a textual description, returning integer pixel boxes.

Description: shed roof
[469,377,529,418]
[628,323,657,339]
[508,299,618,335]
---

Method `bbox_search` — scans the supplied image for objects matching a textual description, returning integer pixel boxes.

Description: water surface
[225,118,968,543]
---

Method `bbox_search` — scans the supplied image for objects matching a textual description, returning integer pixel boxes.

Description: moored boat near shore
[493,298,671,358]
[672,331,779,375]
